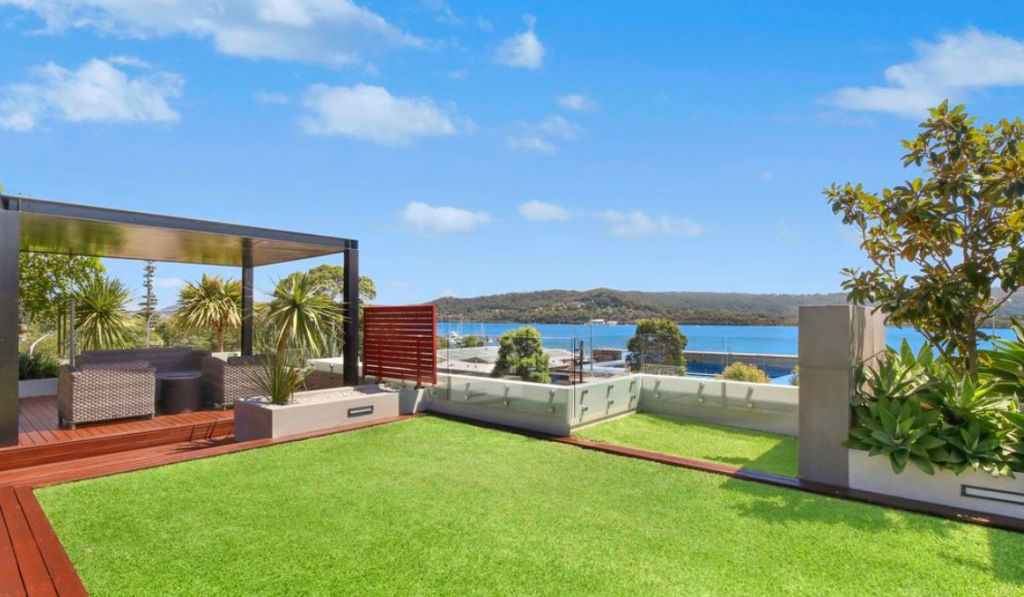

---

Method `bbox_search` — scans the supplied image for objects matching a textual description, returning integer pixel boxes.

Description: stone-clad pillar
[798,306,886,487]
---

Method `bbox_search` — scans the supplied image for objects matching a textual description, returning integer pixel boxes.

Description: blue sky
[2,1,1024,307]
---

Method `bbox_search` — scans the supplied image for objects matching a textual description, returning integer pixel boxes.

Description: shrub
[491,327,550,383]
[719,362,770,383]
[626,318,687,374]
[249,355,308,405]
[847,340,1024,477]
[789,366,799,386]
[18,352,60,381]
[459,334,486,348]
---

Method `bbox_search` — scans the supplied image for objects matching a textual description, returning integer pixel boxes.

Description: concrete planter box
[848,449,1024,520]
[234,386,399,442]
[398,387,429,415]
[19,377,58,398]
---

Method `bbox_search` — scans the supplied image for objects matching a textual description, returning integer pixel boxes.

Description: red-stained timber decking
[1,396,234,473]
[0,486,88,597]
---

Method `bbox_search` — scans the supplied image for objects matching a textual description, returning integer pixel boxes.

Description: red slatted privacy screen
[363,305,437,386]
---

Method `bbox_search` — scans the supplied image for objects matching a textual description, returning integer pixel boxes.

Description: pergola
[0,195,360,446]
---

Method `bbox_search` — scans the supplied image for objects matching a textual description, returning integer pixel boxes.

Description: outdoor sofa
[57,360,157,429]
[201,355,266,409]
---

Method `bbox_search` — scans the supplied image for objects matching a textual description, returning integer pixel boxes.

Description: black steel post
[0,207,20,446]
[241,266,254,356]
[342,247,360,385]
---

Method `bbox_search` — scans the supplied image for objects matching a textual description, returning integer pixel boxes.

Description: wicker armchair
[201,355,266,409]
[58,361,157,429]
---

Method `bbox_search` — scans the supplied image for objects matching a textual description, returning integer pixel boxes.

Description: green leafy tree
[19,253,105,354]
[176,274,242,352]
[459,334,486,348]
[267,273,343,360]
[720,362,770,383]
[491,327,550,383]
[74,276,136,351]
[626,318,687,373]
[280,264,377,304]
[139,261,157,322]
[827,101,1024,379]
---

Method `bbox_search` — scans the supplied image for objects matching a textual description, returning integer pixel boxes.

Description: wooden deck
[0,486,88,597]
[2,396,234,473]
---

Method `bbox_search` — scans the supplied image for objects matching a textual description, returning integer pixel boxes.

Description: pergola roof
[0,195,355,267]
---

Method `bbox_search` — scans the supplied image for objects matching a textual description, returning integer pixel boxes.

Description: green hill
[431,289,850,326]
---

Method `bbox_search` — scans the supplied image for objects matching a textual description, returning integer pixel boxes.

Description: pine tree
[140,260,157,321]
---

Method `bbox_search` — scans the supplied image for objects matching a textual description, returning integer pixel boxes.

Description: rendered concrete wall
[18,378,58,399]
[798,305,885,487]
[638,375,799,436]
[849,450,1024,520]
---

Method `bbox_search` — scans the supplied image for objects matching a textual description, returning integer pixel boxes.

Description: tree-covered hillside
[431,289,850,325]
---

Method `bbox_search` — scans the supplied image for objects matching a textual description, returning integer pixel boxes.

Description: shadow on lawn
[637,414,799,476]
[719,469,1024,586]
[704,441,797,477]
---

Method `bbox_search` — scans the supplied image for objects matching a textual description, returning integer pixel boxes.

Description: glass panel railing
[435,373,570,418]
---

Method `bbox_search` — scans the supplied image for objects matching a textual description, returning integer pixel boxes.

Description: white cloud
[495,14,544,69]
[507,135,556,154]
[507,115,581,154]
[1,0,422,67]
[254,90,289,105]
[598,210,703,239]
[300,83,465,146]
[826,28,1024,118]
[106,55,150,68]
[518,200,570,222]
[557,93,598,112]
[400,202,490,235]
[447,69,469,80]
[0,58,182,131]
[154,277,186,289]
[421,0,460,26]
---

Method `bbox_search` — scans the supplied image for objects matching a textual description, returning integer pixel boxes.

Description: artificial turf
[573,413,799,477]
[37,416,1024,596]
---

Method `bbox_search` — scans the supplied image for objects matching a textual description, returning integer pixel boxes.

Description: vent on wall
[961,485,1024,507]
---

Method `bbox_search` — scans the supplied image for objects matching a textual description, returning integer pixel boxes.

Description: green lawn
[38,416,1024,596]
[575,413,799,477]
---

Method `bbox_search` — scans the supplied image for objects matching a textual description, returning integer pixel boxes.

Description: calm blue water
[437,322,1016,355]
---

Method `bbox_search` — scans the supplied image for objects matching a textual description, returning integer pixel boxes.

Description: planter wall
[234,387,399,442]
[848,450,1024,520]
[638,375,799,436]
[19,378,58,398]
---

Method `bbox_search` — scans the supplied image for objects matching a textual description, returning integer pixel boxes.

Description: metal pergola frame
[0,195,361,446]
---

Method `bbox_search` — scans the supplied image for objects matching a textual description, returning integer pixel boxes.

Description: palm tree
[74,276,135,351]
[176,274,242,352]
[266,273,342,360]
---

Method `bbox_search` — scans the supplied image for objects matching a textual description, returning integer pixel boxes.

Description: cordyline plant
[827,101,1024,379]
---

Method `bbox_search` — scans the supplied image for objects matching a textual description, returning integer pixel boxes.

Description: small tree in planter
[491,327,550,383]
[249,355,309,405]
[827,101,1024,380]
